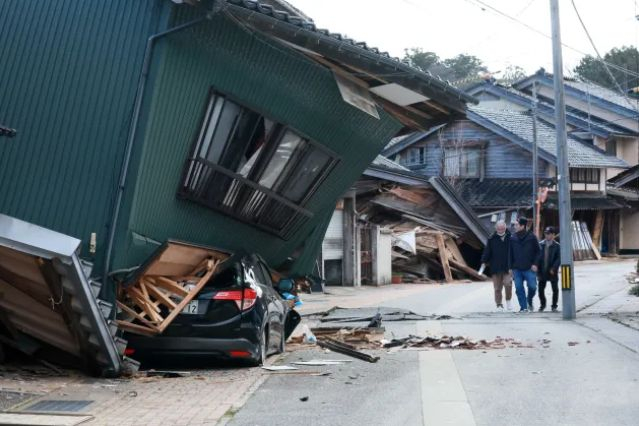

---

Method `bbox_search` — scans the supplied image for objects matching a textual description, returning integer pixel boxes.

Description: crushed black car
[123,250,301,366]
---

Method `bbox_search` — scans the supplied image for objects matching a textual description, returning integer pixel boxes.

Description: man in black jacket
[481,221,513,311]
[536,227,561,312]
[510,217,540,312]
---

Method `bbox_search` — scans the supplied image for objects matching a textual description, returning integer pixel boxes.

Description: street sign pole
[549,0,576,319]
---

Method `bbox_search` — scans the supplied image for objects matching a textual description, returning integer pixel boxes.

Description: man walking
[510,217,540,312]
[536,227,560,312]
[481,221,513,311]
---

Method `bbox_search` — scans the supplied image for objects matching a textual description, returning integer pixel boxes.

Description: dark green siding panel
[116,10,402,270]
[0,0,164,266]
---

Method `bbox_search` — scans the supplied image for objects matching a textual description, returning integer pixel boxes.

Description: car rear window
[206,262,243,289]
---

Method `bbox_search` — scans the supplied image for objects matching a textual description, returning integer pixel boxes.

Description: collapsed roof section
[218,0,477,130]
[0,214,125,376]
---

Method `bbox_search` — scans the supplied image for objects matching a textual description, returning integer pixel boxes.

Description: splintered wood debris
[116,242,230,336]
[383,335,534,350]
[357,184,487,283]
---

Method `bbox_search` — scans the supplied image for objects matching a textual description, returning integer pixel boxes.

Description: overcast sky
[289,0,638,78]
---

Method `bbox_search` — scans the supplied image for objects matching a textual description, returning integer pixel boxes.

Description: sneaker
[496,304,504,312]
[505,300,513,311]
[528,302,534,311]
[519,308,529,313]
[538,306,545,312]
[551,307,558,312]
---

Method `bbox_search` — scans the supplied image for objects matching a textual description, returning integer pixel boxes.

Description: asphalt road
[226,259,639,426]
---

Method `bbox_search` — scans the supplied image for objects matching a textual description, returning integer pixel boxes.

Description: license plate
[182,300,199,315]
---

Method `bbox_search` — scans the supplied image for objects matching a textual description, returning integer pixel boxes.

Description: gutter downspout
[102,14,210,290]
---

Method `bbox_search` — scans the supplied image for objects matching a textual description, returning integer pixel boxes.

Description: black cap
[517,217,528,226]
[544,226,556,234]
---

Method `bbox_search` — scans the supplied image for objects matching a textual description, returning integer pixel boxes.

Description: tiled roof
[545,193,628,211]
[381,125,445,157]
[371,155,409,171]
[565,79,639,113]
[608,164,639,189]
[458,179,536,208]
[224,0,477,109]
[514,69,639,115]
[468,107,629,168]
[467,80,629,136]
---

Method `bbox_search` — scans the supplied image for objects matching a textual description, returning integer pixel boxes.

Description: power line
[570,0,639,113]
[459,0,639,79]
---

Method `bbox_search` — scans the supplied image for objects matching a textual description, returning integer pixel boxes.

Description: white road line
[419,323,476,426]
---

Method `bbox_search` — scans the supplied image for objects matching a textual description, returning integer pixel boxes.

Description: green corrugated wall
[113,8,403,272]
[0,0,166,269]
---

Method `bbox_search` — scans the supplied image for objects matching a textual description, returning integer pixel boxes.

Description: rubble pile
[383,335,531,350]
[357,184,487,283]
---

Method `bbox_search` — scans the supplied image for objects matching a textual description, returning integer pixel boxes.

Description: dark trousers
[538,277,559,309]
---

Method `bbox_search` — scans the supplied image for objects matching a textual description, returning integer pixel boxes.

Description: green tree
[403,48,486,82]
[497,65,527,85]
[402,48,439,72]
[574,46,639,91]
[442,54,487,80]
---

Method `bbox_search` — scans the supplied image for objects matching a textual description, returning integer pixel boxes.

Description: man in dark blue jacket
[510,217,540,312]
[481,221,513,311]
[536,227,561,312]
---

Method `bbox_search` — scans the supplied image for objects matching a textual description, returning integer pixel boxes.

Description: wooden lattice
[116,242,228,336]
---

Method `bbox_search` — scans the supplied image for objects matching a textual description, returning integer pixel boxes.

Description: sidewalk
[0,363,268,426]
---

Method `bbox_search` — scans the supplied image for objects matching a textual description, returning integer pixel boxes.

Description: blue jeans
[512,269,537,310]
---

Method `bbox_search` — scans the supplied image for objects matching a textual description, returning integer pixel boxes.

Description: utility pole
[531,81,539,237]
[550,0,576,320]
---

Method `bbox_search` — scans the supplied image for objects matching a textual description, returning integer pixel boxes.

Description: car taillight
[124,348,135,356]
[213,288,258,311]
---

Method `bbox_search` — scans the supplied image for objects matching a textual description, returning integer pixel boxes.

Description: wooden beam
[444,237,467,267]
[148,276,190,297]
[592,211,604,248]
[156,260,219,333]
[116,301,160,331]
[145,282,178,310]
[115,320,157,337]
[435,234,453,283]
[449,258,488,281]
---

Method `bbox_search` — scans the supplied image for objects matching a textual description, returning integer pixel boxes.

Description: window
[180,91,338,238]
[443,147,482,178]
[570,168,600,184]
[406,147,426,165]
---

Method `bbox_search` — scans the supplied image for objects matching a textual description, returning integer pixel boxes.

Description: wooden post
[436,233,453,283]
[591,211,604,249]
[444,237,467,267]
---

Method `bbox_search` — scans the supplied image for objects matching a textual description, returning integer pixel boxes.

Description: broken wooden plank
[448,258,488,281]
[444,236,467,267]
[317,338,380,363]
[156,259,219,333]
[435,234,453,283]
[150,276,190,297]
[116,301,160,331]
[115,320,158,337]
[591,210,604,249]
[145,282,178,310]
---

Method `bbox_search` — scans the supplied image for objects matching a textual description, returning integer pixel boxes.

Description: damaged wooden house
[321,156,489,285]
[0,0,474,372]
[383,75,631,259]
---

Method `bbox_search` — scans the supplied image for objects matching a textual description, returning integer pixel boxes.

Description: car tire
[277,329,286,354]
[249,326,268,367]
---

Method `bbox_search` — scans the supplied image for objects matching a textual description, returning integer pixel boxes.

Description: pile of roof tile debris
[357,184,488,283]
[383,335,532,350]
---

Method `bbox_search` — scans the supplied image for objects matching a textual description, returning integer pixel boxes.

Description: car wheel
[277,329,286,354]
[250,326,268,367]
